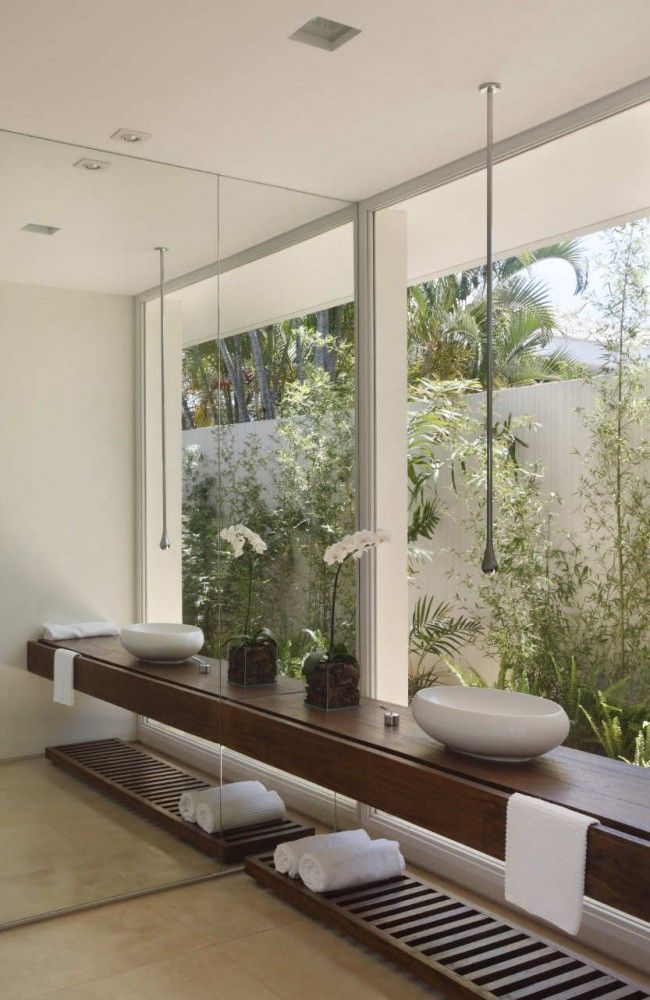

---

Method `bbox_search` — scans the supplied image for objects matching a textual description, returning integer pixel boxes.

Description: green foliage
[624,722,650,767]
[182,303,355,427]
[182,359,356,673]
[410,596,482,668]
[575,222,650,699]
[407,242,588,387]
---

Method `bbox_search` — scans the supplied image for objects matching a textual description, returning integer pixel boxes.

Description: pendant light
[155,246,171,550]
[479,82,500,575]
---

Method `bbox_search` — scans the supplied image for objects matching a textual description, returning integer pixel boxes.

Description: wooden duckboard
[46,738,314,863]
[245,855,649,1000]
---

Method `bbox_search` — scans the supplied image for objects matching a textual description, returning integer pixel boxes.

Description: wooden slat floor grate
[245,855,649,1000]
[46,738,314,863]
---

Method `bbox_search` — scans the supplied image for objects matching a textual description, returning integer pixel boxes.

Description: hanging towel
[42,621,119,641]
[274,828,371,878]
[53,648,76,706]
[298,837,405,894]
[196,788,285,834]
[505,793,597,935]
[179,781,266,823]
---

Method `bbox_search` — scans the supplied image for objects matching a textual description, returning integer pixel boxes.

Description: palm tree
[408,240,588,388]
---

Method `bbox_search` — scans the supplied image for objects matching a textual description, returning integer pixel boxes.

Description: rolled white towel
[298,838,405,894]
[274,829,371,878]
[179,781,266,823]
[196,789,285,834]
[42,621,119,641]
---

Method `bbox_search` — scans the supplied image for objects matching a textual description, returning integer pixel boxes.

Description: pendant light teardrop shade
[479,82,500,574]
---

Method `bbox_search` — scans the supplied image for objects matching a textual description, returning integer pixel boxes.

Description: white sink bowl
[121,623,204,663]
[411,686,569,762]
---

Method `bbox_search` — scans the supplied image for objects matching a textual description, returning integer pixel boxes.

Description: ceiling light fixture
[289,16,360,51]
[21,223,60,236]
[74,157,110,171]
[111,128,151,144]
[479,81,501,575]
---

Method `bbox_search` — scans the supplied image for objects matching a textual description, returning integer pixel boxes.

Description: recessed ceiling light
[21,223,60,236]
[111,127,151,144]
[289,16,360,51]
[74,157,110,171]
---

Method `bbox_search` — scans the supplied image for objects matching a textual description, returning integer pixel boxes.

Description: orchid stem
[328,559,346,659]
[244,554,253,639]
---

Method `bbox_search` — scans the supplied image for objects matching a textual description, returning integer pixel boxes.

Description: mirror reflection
[0,127,354,928]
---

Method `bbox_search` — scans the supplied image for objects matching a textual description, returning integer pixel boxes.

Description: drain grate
[245,856,648,999]
[47,738,314,863]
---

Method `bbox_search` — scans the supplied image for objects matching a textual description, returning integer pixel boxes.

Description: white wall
[0,281,137,759]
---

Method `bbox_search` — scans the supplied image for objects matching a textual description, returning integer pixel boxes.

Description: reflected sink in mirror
[121,623,204,663]
[411,687,570,762]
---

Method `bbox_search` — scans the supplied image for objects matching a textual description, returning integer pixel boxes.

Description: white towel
[196,788,285,834]
[298,838,405,894]
[179,781,266,823]
[274,828,371,878]
[42,621,119,641]
[53,648,76,706]
[505,793,597,935]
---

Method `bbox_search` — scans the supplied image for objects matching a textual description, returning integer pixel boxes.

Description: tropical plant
[409,597,481,668]
[408,597,482,701]
[623,722,650,767]
[575,221,650,700]
[182,304,355,428]
[407,241,588,388]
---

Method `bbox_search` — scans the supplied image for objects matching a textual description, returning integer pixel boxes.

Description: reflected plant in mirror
[220,524,278,686]
[303,530,389,710]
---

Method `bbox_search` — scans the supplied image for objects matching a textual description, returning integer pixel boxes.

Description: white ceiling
[0,131,347,295]
[175,104,649,345]
[0,1,648,201]
[398,102,650,283]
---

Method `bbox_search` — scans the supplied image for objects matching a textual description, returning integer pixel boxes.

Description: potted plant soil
[303,529,389,710]
[220,524,278,687]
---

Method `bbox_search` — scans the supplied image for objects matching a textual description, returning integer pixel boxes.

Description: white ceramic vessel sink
[411,686,569,762]
[121,623,204,663]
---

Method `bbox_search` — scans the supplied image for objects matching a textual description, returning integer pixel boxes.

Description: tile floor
[1,756,648,999]
[0,755,226,926]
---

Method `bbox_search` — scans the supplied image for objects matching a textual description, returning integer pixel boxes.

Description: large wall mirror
[0,127,356,928]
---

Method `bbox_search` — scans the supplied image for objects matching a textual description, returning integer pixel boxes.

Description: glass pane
[0,128,227,929]
[379,104,650,768]
[179,174,356,834]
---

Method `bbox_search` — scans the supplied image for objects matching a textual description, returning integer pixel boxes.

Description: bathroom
[0,5,649,998]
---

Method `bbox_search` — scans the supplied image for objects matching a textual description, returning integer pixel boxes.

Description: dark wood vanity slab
[27,637,650,922]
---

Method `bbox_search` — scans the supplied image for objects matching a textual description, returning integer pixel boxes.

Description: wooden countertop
[27,636,650,921]
[36,635,649,841]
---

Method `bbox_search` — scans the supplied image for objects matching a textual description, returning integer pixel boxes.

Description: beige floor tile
[145,873,303,944]
[0,789,40,828]
[35,945,281,1000]
[0,822,85,879]
[0,757,52,788]
[0,893,215,1000]
[223,916,438,999]
[0,757,228,926]
[0,859,133,924]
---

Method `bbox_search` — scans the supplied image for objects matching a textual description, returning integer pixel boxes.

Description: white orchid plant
[220,524,274,650]
[303,529,390,676]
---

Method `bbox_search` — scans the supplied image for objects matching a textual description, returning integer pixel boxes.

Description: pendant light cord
[479,82,500,574]
[156,246,171,550]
